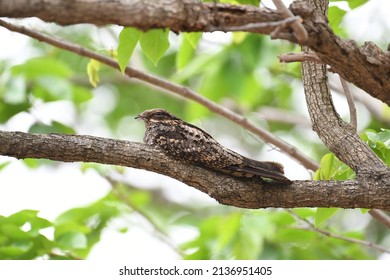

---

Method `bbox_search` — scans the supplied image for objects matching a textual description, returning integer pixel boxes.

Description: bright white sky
[0,0,390,260]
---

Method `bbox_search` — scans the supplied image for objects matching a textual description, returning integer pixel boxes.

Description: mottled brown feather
[136,109,291,184]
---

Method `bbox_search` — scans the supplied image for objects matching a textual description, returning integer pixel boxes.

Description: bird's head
[135,108,180,126]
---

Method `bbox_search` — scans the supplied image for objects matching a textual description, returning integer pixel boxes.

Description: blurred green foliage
[0,0,389,260]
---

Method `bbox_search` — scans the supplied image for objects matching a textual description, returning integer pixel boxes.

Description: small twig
[272,0,307,43]
[287,210,390,254]
[340,76,358,132]
[278,51,322,63]
[369,209,390,230]
[292,226,390,254]
[108,176,185,257]
[329,79,390,127]
[258,107,312,127]
[213,16,301,32]
[0,19,319,171]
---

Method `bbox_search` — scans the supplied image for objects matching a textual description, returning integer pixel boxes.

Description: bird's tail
[235,158,291,184]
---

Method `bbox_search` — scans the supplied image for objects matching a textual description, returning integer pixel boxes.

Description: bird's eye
[154,111,166,119]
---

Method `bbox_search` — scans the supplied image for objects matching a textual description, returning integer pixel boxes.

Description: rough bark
[301,0,390,197]
[1,0,390,211]
[302,61,389,176]
[1,130,390,210]
[1,0,390,105]
[0,0,280,31]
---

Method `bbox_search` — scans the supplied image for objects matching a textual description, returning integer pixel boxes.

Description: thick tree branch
[0,0,282,32]
[301,0,390,180]
[290,2,390,106]
[1,130,390,210]
[1,0,389,106]
[0,19,319,171]
[302,60,389,177]
[301,0,390,227]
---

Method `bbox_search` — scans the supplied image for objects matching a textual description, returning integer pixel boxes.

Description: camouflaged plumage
[136,109,291,184]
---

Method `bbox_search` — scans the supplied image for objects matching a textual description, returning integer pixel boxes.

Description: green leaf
[314,153,355,180]
[86,59,101,87]
[56,232,87,249]
[29,121,76,134]
[316,153,337,180]
[235,0,260,5]
[0,101,30,123]
[277,228,316,244]
[0,246,28,258]
[12,57,72,79]
[140,29,170,66]
[7,210,40,226]
[361,129,390,166]
[232,32,247,44]
[22,159,42,169]
[54,193,122,258]
[71,85,93,103]
[1,224,32,240]
[183,32,202,49]
[293,208,316,219]
[347,0,369,9]
[216,213,241,250]
[117,27,142,73]
[3,76,27,104]
[328,6,347,31]
[34,76,72,101]
[330,0,368,9]
[365,129,390,148]
[315,208,339,226]
[177,33,202,69]
[127,190,151,208]
[177,37,195,70]
[173,53,216,82]
[55,222,90,238]
[0,161,11,171]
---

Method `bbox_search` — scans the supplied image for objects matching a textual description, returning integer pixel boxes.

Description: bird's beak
[135,114,141,120]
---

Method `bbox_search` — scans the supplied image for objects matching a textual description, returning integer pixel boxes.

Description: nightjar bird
[136,108,291,184]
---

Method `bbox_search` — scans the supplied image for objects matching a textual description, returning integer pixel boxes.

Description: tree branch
[1,0,389,106]
[1,130,390,210]
[289,2,390,106]
[301,0,390,180]
[287,210,390,254]
[329,80,390,128]
[302,59,389,177]
[271,0,307,43]
[216,16,301,32]
[258,107,312,127]
[368,209,390,230]
[339,77,357,132]
[278,51,322,63]
[301,0,390,228]
[0,18,319,171]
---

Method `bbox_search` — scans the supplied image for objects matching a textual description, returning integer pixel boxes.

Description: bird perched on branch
[136,108,291,185]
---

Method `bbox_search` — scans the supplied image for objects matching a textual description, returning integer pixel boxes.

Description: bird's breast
[144,123,176,145]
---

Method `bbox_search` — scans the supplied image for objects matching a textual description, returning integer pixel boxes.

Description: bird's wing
[222,159,291,184]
